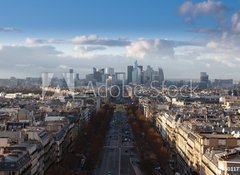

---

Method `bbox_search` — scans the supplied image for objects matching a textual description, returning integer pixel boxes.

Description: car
[154,166,161,171]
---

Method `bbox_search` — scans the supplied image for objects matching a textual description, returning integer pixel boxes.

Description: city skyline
[1,1,240,175]
[0,0,240,79]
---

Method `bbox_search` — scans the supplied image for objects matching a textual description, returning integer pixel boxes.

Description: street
[95,111,140,175]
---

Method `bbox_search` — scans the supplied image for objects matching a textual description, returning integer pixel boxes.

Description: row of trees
[127,105,171,175]
[47,104,114,175]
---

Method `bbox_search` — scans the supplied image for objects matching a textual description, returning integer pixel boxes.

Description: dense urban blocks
[46,105,113,175]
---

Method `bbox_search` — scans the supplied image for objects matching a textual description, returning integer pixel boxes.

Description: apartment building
[0,89,101,174]
[0,150,31,175]
[139,96,240,175]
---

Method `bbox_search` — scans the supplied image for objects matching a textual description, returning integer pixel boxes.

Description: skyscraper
[67,68,74,88]
[104,67,114,75]
[144,65,154,83]
[132,60,139,84]
[137,65,143,84]
[75,73,80,80]
[199,72,209,89]
[93,67,104,82]
[127,60,143,84]
[69,69,74,74]
[143,66,164,86]
[127,65,133,84]
[158,68,164,83]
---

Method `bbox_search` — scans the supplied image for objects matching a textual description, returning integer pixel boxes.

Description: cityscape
[1,1,240,175]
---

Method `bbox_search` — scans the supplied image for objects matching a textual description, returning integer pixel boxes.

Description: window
[218,139,226,146]
[237,140,240,145]
[204,139,209,146]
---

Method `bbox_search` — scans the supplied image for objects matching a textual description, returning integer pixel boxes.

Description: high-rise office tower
[144,65,154,83]
[200,72,209,82]
[158,68,164,83]
[127,65,133,84]
[75,73,80,80]
[63,68,74,88]
[69,69,74,74]
[199,72,209,88]
[127,60,143,84]
[104,67,114,75]
[93,67,104,82]
[132,60,139,84]
[137,65,143,84]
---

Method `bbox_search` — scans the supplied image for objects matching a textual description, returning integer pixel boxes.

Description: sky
[0,0,240,79]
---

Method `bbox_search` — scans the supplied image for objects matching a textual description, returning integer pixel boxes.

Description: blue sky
[0,0,186,38]
[0,0,240,79]
[1,0,236,37]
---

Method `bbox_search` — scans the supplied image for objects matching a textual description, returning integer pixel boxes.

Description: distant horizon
[0,74,238,83]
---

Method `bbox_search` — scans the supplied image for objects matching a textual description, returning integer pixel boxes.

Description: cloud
[126,38,197,59]
[0,45,65,77]
[25,38,64,45]
[231,12,240,33]
[25,35,131,47]
[25,38,46,45]
[0,27,20,32]
[0,45,62,65]
[0,44,131,78]
[179,0,227,16]
[73,45,106,53]
[126,39,175,59]
[188,27,221,34]
[177,30,240,68]
[69,35,130,46]
[206,41,218,48]
[0,41,240,79]
[69,35,97,43]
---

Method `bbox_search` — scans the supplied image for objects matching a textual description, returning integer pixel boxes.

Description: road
[95,111,140,175]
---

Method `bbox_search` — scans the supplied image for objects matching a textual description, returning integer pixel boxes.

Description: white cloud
[176,32,240,69]
[179,0,227,15]
[232,12,240,33]
[70,35,98,43]
[0,27,20,32]
[0,44,132,78]
[206,41,218,48]
[71,45,107,58]
[126,39,175,59]
[73,45,106,53]
[59,65,68,69]
[25,35,130,47]
[69,35,130,46]
[25,38,46,45]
